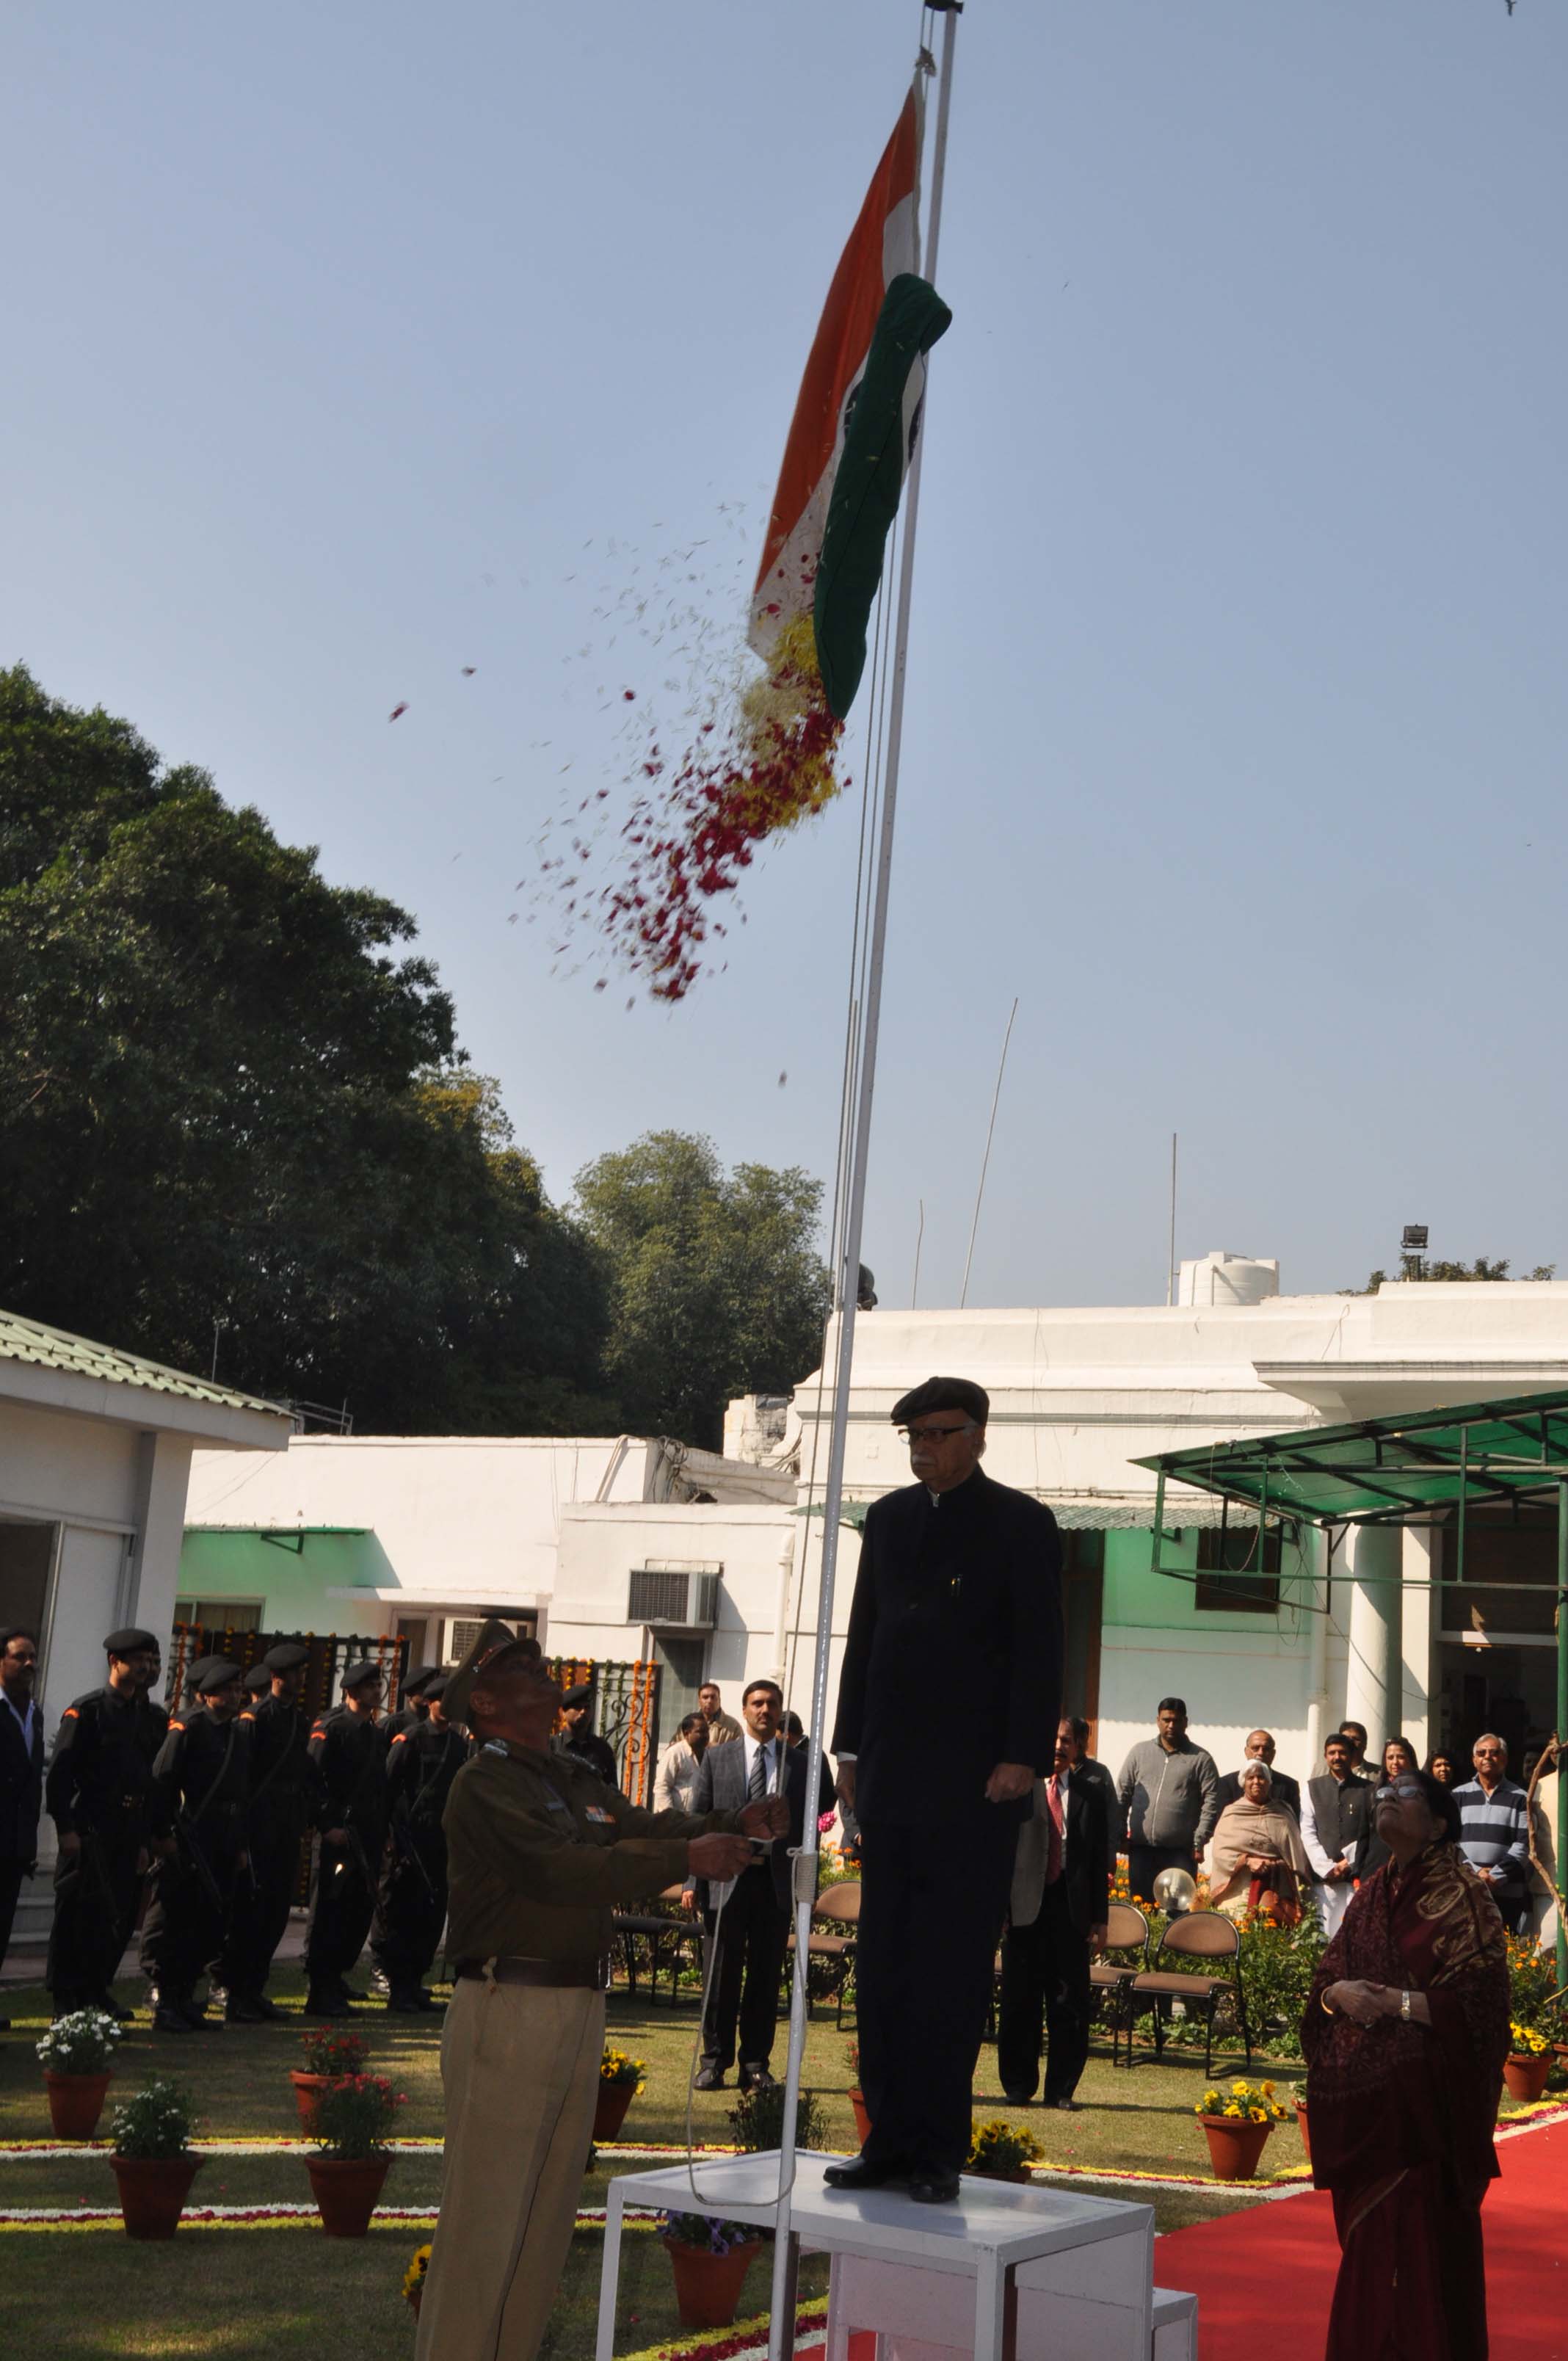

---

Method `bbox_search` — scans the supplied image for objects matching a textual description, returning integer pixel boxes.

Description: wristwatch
[1399,1989,1412,2023]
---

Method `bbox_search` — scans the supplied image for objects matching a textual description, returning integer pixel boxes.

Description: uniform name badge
[584,1805,615,1825]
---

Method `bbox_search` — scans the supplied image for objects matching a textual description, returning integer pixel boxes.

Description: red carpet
[1155,2114,1568,2361]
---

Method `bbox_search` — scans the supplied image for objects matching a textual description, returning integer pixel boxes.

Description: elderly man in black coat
[0,1628,45,2025]
[828,1377,1064,2204]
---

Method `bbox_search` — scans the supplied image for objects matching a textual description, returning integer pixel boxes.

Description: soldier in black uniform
[553,1683,619,1785]
[385,1664,438,1740]
[219,1642,324,2020]
[141,1657,252,2032]
[371,1672,465,2012]
[305,1658,388,2017]
[46,1627,169,2023]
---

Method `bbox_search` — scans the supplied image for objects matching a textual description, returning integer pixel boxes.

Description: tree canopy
[0,668,828,1444]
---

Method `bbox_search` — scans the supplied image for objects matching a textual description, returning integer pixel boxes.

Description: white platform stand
[594,2153,1188,2361]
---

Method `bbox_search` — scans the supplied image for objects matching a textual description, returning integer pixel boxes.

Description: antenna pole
[1166,1131,1177,1305]
[959,996,1017,1310]
[912,1197,925,1308]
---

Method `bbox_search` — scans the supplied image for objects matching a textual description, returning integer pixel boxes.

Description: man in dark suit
[0,1628,45,2026]
[828,1376,1063,2204]
[1214,1729,1301,1821]
[999,1716,1110,2108]
[685,1677,807,2091]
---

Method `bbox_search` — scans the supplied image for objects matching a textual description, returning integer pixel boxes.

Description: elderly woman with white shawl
[1208,1760,1313,1925]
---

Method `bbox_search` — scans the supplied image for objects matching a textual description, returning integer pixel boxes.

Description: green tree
[572,1130,831,1447]
[0,666,614,1432]
[1346,1255,1556,1294]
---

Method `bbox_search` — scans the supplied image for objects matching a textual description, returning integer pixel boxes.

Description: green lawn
[0,1960,1296,2358]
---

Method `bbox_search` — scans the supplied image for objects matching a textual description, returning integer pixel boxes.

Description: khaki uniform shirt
[443,1738,744,1966]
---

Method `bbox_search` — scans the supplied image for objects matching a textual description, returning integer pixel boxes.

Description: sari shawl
[1208,1798,1312,1907]
[1301,1841,1509,2197]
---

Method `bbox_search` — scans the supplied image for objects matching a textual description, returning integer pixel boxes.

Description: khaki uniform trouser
[415,1975,604,2361]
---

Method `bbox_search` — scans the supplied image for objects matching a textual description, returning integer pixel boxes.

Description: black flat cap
[104,1628,159,1655]
[424,1672,451,1701]
[890,1375,990,1426]
[341,1659,385,1693]
[400,1664,438,1698]
[261,1641,312,1674]
[559,1683,593,1711]
[189,1655,243,1692]
[243,1664,274,1694]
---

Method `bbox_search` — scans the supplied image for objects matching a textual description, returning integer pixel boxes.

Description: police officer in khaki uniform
[413,1622,783,2361]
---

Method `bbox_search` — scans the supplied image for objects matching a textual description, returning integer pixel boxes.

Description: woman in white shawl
[1209,1761,1313,1924]
[653,1711,708,1811]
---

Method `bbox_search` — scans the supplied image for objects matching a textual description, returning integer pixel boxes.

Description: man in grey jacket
[1117,1699,1219,1904]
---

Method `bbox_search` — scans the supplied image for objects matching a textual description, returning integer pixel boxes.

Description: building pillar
[1344,1524,1402,1749]
[1304,1526,1331,1774]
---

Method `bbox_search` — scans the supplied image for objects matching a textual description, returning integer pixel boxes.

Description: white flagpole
[765,12,962,2355]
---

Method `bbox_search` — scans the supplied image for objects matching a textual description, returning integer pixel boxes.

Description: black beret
[243,1664,274,1694]
[559,1683,593,1710]
[105,1628,159,1656]
[890,1375,990,1426]
[423,1672,450,1700]
[400,1664,438,1697]
[261,1642,312,1675]
[189,1655,243,1692]
[341,1659,385,1692]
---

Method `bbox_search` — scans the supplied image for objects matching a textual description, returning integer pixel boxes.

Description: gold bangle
[1320,1990,1337,2014]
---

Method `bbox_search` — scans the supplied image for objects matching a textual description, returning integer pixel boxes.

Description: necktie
[749,1743,769,1802]
[1045,1775,1064,1885]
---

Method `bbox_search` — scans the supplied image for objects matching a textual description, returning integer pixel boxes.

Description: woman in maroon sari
[1302,1767,1509,2361]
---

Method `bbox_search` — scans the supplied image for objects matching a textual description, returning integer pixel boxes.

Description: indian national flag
[748,82,923,662]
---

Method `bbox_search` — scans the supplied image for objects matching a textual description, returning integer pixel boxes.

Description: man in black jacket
[999,1716,1110,2109]
[221,1642,324,2020]
[142,1656,252,2032]
[683,1678,808,2092]
[46,1627,168,2022]
[305,1659,388,2016]
[0,1628,44,2023]
[829,1377,1063,2203]
[1214,1730,1301,1821]
[373,1672,468,2013]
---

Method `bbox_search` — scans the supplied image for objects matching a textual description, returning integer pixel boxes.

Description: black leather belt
[454,1956,607,1990]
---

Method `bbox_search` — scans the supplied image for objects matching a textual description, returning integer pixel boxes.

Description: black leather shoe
[250,1995,287,2022]
[906,2169,962,2205]
[823,2155,902,2191]
[1045,2096,1081,2111]
[307,1988,351,2019]
[694,2066,726,2091]
[92,1992,137,2025]
[738,2067,778,2092]
[151,2007,192,2035]
[225,1996,270,2025]
[1001,2089,1034,2106]
[386,1991,426,2015]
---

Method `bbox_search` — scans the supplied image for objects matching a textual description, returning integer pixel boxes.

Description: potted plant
[965,2119,1044,2184]
[846,2041,871,2147]
[402,2241,432,2319]
[1194,2079,1289,2180]
[291,2026,371,2137]
[36,2008,123,2141]
[109,2081,203,2238]
[727,2081,828,2155]
[658,2213,763,2328]
[305,2072,405,2235]
[1503,2021,1554,2106]
[595,2045,647,2143]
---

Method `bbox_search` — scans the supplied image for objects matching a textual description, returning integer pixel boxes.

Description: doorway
[1062,1531,1103,1752]
[651,1634,705,1752]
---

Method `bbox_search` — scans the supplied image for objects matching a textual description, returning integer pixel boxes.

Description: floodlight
[1401,1225,1429,1252]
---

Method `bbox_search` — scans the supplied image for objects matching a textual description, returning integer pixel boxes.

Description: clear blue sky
[7,0,1564,1312]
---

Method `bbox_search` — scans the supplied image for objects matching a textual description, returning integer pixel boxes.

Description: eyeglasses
[900,1423,977,1446]
[1374,1782,1426,1802]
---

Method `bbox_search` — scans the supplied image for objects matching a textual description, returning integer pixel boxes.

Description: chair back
[1160,1909,1238,1962]
[813,1882,861,1926]
[1104,1901,1150,1956]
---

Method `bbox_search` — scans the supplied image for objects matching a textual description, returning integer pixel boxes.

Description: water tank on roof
[1177,1250,1280,1308]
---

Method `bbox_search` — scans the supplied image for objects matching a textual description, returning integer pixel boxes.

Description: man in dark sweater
[829,1377,1063,2204]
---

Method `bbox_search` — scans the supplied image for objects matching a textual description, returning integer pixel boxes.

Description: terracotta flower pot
[305,2153,391,2236]
[1503,2053,1553,2105]
[1295,2098,1311,2165]
[1199,2114,1273,2181]
[594,2081,636,2142]
[664,2237,763,2329]
[112,2153,204,2239]
[849,2089,872,2146]
[289,2071,335,2138]
[45,2070,114,2141]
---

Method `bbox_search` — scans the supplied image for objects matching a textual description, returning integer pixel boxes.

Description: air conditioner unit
[628,1566,720,1628]
[441,1615,533,1667]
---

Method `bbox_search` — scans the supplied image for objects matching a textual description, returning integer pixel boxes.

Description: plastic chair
[1089,1901,1150,2067]
[1125,1909,1251,2075]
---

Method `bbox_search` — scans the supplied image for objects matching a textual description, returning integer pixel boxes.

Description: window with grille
[1193,1528,1282,1614]
[174,1598,264,1633]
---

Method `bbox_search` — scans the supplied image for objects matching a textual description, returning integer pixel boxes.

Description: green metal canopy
[1135,1385,1568,1528]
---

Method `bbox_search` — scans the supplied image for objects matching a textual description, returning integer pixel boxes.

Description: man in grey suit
[684,1679,807,2092]
[998,1716,1111,2108]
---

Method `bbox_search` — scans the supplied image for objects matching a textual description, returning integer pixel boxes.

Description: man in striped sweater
[1453,1733,1532,1934]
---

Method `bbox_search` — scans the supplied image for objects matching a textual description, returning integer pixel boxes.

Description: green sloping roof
[0,1309,288,1421]
[1136,1385,1568,1526]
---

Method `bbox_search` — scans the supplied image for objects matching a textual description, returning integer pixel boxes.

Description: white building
[178,1258,1568,1805]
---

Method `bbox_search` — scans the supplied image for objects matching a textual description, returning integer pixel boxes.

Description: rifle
[175,1813,228,1918]
[388,1799,438,1903]
[341,1821,379,1901]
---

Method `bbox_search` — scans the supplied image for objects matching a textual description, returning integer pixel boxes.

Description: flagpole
[765,12,962,2355]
